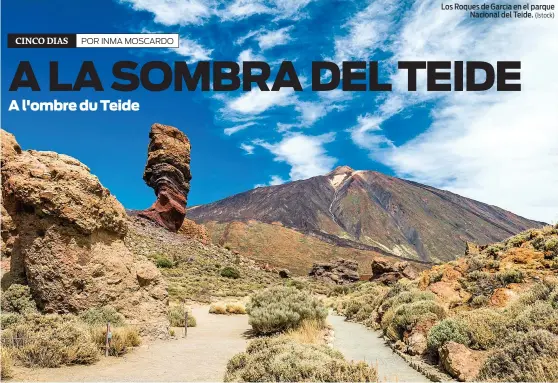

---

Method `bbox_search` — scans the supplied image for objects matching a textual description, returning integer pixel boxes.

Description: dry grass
[226,302,247,314]
[283,319,327,345]
[90,326,141,356]
[209,303,228,315]
[1,348,14,379]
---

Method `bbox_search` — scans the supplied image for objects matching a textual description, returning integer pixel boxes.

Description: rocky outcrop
[439,342,487,381]
[138,123,191,232]
[178,218,210,244]
[1,129,168,338]
[370,258,418,285]
[309,258,359,284]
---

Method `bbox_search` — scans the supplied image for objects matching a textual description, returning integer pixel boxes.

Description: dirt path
[328,313,429,382]
[14,306,250,382]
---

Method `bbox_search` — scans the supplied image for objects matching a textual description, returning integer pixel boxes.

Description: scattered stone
[308,258,359,284]
[138,123,192,232]
[439,341,487,381]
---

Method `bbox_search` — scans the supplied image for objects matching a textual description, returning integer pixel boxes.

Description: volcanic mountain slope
[187,166,544,264]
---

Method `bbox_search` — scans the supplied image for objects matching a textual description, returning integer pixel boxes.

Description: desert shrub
[383,300,445,340]
[221,266,241,279]
[155,255,174,268]
[246,286,327,334]
[510,301,558,335]
[1,313,23,328]
[226,302,247,314]
[485,245,501,257]
[1,284,37,314]
[79,306,125,327]
[427,318,470,352]
[471,295,489,307]
[1,349,13,379]
[457,309,507,350]
[532,236,546,251]
[507,233,529,248]
[498,269,524,284]
[379,289,435,314]
[167,306,196,327]
[223,337,377,382]
[209,303,228,314]
[463,271,502,297]
[478,330,558,382]
[283,319,325,344]
[285,279,308,290]
[90,326,141,356]
[1,314,99,367]
[328,285,355,297]
[429,269,444,283]
[545,237,558,252]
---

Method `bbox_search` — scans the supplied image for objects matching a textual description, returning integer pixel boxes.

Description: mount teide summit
[187,166,544,265]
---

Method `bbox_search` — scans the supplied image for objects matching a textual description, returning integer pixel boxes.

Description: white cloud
[256,26,294,50]
[256,133,337,180]
[224,122,257,135]
[348,0,558,222]
[238,48,265,62]
[170,37,213,63]
[119,0,213,25]
[240,143,255,154]
[255,174,287,187]
[225,83,296,115]
[220,0,271,20]
[221,0,313,21]
[330,0,399,63]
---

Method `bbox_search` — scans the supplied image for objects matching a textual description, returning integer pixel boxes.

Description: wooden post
[184,310,188,338]
[105,322,111,357]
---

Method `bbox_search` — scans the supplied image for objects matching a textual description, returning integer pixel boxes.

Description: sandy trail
[328,313,429,382]
[13,306,250,382]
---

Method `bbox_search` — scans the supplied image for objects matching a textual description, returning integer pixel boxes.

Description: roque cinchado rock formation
[0,129,169,337]
[138,123,192,232]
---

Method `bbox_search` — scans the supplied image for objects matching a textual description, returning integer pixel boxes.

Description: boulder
[309,258,359,284]
[370,258,418,285]
[278,269,291,278]
[439,341,487,381]
[138,123,192,232]
[1,129,169,338]
[178,218,210,244]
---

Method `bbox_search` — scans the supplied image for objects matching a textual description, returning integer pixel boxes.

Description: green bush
[167,305,197,327]
[79,306,125,327]
[427,318,470,352]
[457,309,507,350]
[498,269,524,284]
[1,284,37,314]
[224,337,377,382]
[221,266,241,279]
[155,255,174,268]
[507,233,529,248]
[510,301,558,335]
[1,313,23,328]
[383,300,445,340]
[545,238,558,252]
[478,330,558,382]
[246,286,327,334]
[1,314,99,367]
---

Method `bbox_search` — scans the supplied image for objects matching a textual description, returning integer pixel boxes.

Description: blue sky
[2,0,557,223]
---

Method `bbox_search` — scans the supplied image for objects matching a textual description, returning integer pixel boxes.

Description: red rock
[439,341,487,381]
[138,123,191,232]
